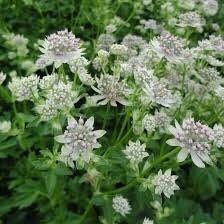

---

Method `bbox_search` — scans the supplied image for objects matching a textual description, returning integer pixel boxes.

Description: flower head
[167,118,214,168]
[153,169,179,198]
[123,140,148,164]
[213,124,224,148]
[142,78,180,108]
[38,29,83,68]
[8,74,39,101]
[151,32,187,63]
[112,195,131,216]
[55,116,106,167]
[92,74,130,106]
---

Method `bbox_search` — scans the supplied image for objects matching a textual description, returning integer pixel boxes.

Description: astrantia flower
[133,67,154,85]
[177,11,204,32]
[92,74,130,106]
[167,118,214,168]
[96,34,115,51]
[8,74,39,101]
[142,78,179,107]
[123,140,148,164]
[214,85,224,100]
[35,99,58,121]
[38,29,83,68]
[213,124,224,148]
[142,114,156,133]
[55,116,106,167]
[198,67,221,87]
[153,169,179,198]
[110,44,128,56]
[39,73,58,90]
[46,81,78,110]
[143,218,154,224]
[151,32,187,63]
[112,195,131,216]
[199,0,218,16]
[0,72,6,85]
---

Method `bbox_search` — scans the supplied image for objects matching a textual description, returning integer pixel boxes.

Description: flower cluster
[37,29,83,68]
[153,169,179,198]
[55,116,106,167]
[112,195,131,216]
[123,140,148,164]
[91,74,130,106]
[167,118,214,168]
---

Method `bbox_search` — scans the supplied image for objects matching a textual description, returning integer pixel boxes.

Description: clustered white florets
[55,116,106,167]
[91,74,130,106]
[112,195,131,216]
[153,169,179,198]
[167,118,214,168]
[37,29,83,68]
[123,140,148,164]
[8,74,39,101]
[213,124,224,148]
[151,32,187,63]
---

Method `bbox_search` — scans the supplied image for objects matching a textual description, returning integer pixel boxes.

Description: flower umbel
[123,140,148,164]
[55,116,106,168]
[92,74,130,106]
[153,169,179,198]
[167,118,214,168]
[112,195,131,216]
[38,29,83,68]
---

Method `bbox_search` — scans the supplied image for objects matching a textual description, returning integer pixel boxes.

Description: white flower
[214,85,224,100]
[205,56,224,67]
[0,121,11,133]
[143,217,154,224]
[199,0,218,16]
[123,140,148,164]
[37,29,83,68]
[55,116,106,167]
[151,32,187,63]
[35,99,58,121]
[92,74,130,106]
[110,44,128,56]
[142,114,156,133]
[46,81,78,110]
[0,72,6,85]
[8,74,39,101]
[133,67,154,85]
[166,118,214,168]
[142,78,179,107]
[177,11,204,32]
[153,169,179,198]
[39,73,58,90]
[112,195,131,216]
[213,124,224,148]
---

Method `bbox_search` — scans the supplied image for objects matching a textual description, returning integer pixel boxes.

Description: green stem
[102,104,110,129]
[78,199,93,224]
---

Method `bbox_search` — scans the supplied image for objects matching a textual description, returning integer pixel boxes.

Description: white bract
[167,118,214,168]
[153,169,179,198]
[55,116,106,168]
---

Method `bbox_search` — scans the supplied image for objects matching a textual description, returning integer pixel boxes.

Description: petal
[177,149,189,162]
[190,152,205,168]
[85,116,94,128]
[55,135,70,143]
[166,138,180,146]
[165,169,171,175]
[93,130,106,138]
[68,116,77,126]
[167,125,178,136]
